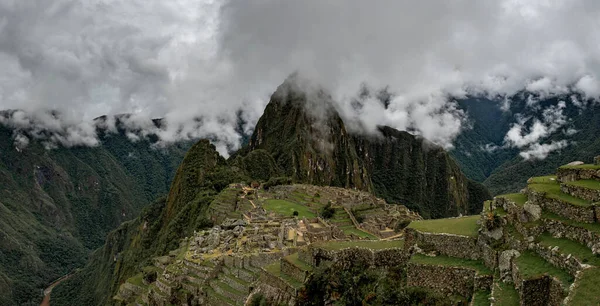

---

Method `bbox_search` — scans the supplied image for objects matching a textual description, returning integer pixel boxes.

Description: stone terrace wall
[511,259,566,306]
[531,243,583,276]
[404,228,481,260]
[280,259,307,282]
[254,270,296,306]
[543,218,600,254]
[406,263,476,297]
[557,168,600,183]
[528,189,596,223]
[561,183,600,203]
[306,244,409,269]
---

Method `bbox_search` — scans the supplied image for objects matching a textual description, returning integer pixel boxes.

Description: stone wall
[306,244,409,269]
[477,238,498,270]
[404,228,481,260]
[561,183,600,203]
[511,258,566,306]
[557,167,600,182]
[251,270,296,306]
[543,218,600,254]
[280,258,307,283]
[406,263,477,297]
[531,243,583,276]
[528,189,596,223]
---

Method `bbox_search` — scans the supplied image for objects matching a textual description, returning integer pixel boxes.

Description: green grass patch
[340,226,378,240]
[284,253,313,272]
[492,281,519,306]
[410,254,492,275]
[541,211,600,234]
[471,290,491,306]
[126,273,147,288]
[514,251,573,288]
[560,164,600,170]
[407,215,480,237]
[528,183,592,207]
[566,179,600,190]
[497,193,528,206]
[538,233,600,265]
[529,175,558,184]
[314,239,404,251]
[262,199,316,218]
[568,267,600,306]
[264,262,304,289]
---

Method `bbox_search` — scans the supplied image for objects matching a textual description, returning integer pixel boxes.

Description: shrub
[394,220,411,232]
[484,212,502,231]
[321,203,335,219]
[293,211,299,217]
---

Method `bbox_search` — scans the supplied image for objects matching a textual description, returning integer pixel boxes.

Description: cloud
[519,140,569,160]
[1,0,600,155]
[504,101,568,148]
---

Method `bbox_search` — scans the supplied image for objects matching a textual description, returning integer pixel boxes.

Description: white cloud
[520,140,569,160]
[1,0,600,153]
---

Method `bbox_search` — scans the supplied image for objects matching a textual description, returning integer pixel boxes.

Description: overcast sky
[1,0,599,157]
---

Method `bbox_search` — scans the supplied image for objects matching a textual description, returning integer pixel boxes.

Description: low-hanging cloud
[1,0,600,156]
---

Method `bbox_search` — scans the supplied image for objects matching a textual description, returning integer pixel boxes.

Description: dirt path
[40,273,74,306]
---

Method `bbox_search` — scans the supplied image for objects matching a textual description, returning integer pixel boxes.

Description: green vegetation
[339,226,378,240]
[497,193,528,206]
[314,239,404,251]
[541,211,600,234]
[559,164,600,170]
[410,254,492,275]
[472,290,491,306]
[284,253,313,272]
[320,202,335,219]
[407,215,480,237]
[568,268,600,306]
[529,175,558,184]
[537,233,600,265]
[264,262,303,289]
[528,182,591,207]
[514,251,573,288]
[492,280,520,306]
[565,179,600,190]
[263,199,316,218]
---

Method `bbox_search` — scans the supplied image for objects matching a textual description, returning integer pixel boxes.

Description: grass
[410,254,492,275]
[340,226,378,240]
[514,251,574,288]
[529,175,558,184]
[407,215,480,237]
[126,273,147,288]
[284,253,313,272]
[262,199,316,218]
[497,193,528,206]
[541,211,600,234]
[471,290,491,306]
[492,281,520,306]
[560,164,600,170]
[314,239,404,251]
[568,267,600,306]
[537,233,600,265]
[528,182,591,207]
[264,262,304,289]
[566,179,600,190]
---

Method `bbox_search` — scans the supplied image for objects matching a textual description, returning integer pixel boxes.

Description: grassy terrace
[560,164,600,170]
[569,268,600,306]
[471,290,491,306]
[313,239,404,251]
[497,193,528,206]
[126,273,147,288]
[528,180,591,207]
[407,215,480,237]
[284,253,313,272]
[410,254,492,275]
[264,262,303,289]
[529,175,558,184]
[538,233,600,265]
[339,226,378,240]
[515,251,573,288]
[262,199,316,218]
[492,280,520,306]
[565,179,600,190]
[542,211,600,234]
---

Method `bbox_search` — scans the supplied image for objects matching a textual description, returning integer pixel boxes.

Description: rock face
[246,77,490,218]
